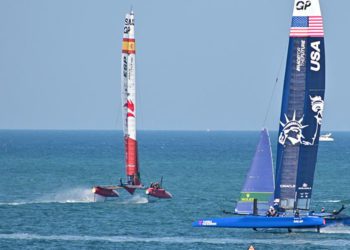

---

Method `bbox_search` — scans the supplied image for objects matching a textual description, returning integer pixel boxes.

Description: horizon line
[0,128,347,132]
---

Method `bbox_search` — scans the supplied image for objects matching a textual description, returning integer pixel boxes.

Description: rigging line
[262,53,286,127]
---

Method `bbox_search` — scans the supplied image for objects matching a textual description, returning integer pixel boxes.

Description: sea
[0,130,349,249]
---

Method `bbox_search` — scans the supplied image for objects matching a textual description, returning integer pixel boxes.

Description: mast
[235,129,275,215]
[121,10,140,185]
[275,0,325,210]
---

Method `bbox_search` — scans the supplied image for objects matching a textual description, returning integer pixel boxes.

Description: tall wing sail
[275,0,325,210]
[121,11,140,185]
[235,129,275,215]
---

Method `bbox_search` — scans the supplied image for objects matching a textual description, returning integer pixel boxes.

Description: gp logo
[296,0,312,10]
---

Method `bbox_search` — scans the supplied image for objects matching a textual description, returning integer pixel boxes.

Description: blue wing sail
[275,0,325,210]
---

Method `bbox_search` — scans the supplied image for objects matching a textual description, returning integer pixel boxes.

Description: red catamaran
[92,10,172,200]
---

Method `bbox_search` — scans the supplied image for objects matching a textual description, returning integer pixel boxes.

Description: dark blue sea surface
[0,130,349,249]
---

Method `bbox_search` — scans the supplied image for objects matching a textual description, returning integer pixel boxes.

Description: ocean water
[0,130,349,249]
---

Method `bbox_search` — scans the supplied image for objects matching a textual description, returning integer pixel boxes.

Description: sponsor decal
[280,184,296,188]
[123,56,128,77]
[293,218,304,223]
[240,192,272,202]
[200,220,217,226]
[241,193,253,202]
[299,183,312,190]
[310,41,321,72]
[125,100,135,117]
[296,0,311,10]
[296,40,306,72]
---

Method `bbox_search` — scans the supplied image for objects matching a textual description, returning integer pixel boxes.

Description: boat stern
[92,186,119,197]
[146,187,172,199]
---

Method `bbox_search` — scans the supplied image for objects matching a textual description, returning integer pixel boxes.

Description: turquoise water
[0,130,349,249]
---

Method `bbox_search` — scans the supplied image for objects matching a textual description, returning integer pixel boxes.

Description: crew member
[266,206,276,217]
[294,209,300,218]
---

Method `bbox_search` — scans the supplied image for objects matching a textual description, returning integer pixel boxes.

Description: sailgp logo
[124,17,134,34]
[296,0,311,10]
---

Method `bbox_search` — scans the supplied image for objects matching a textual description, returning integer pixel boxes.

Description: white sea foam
[0,187,95,206]
[321,200,342,203]
[0,202,27,206]
[321,224,350,234]
[0,188,148,206]
[47,187,95,203]
[118,194,148,204]
[0,233,349,246]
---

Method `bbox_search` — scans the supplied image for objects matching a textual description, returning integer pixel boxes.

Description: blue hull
[193,216,325,229]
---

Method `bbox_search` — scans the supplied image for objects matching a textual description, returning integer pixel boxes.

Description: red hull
[123,186,136,195]
[146,187,172,199]
[92,186,119,197]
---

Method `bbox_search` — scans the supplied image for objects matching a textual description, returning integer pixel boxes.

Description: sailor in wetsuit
[332,205,345,215]
[266,206,277,217]
[294,209,300,218]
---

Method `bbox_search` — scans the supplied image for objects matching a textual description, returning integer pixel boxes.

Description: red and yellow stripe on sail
[122,38,136,54]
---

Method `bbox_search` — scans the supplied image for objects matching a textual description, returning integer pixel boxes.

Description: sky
[0,0,349,131]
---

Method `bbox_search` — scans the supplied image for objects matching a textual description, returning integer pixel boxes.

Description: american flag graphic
[290,16,324,37]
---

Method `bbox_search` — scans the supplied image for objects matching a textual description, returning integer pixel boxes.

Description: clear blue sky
[0,0,349,130]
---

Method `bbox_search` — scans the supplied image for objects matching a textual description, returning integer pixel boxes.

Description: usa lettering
[310,41,321,72]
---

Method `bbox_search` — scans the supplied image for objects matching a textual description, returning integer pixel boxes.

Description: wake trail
[117,194,148,204]
[0,187,95,206]
[0,233,349,246]
[0,188,149,206]
[321,224,350,234]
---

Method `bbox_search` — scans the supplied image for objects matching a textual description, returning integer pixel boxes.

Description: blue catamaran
[193,0,349,231]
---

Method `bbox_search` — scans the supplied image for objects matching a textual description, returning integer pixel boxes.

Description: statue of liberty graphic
[279,96,324,146]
